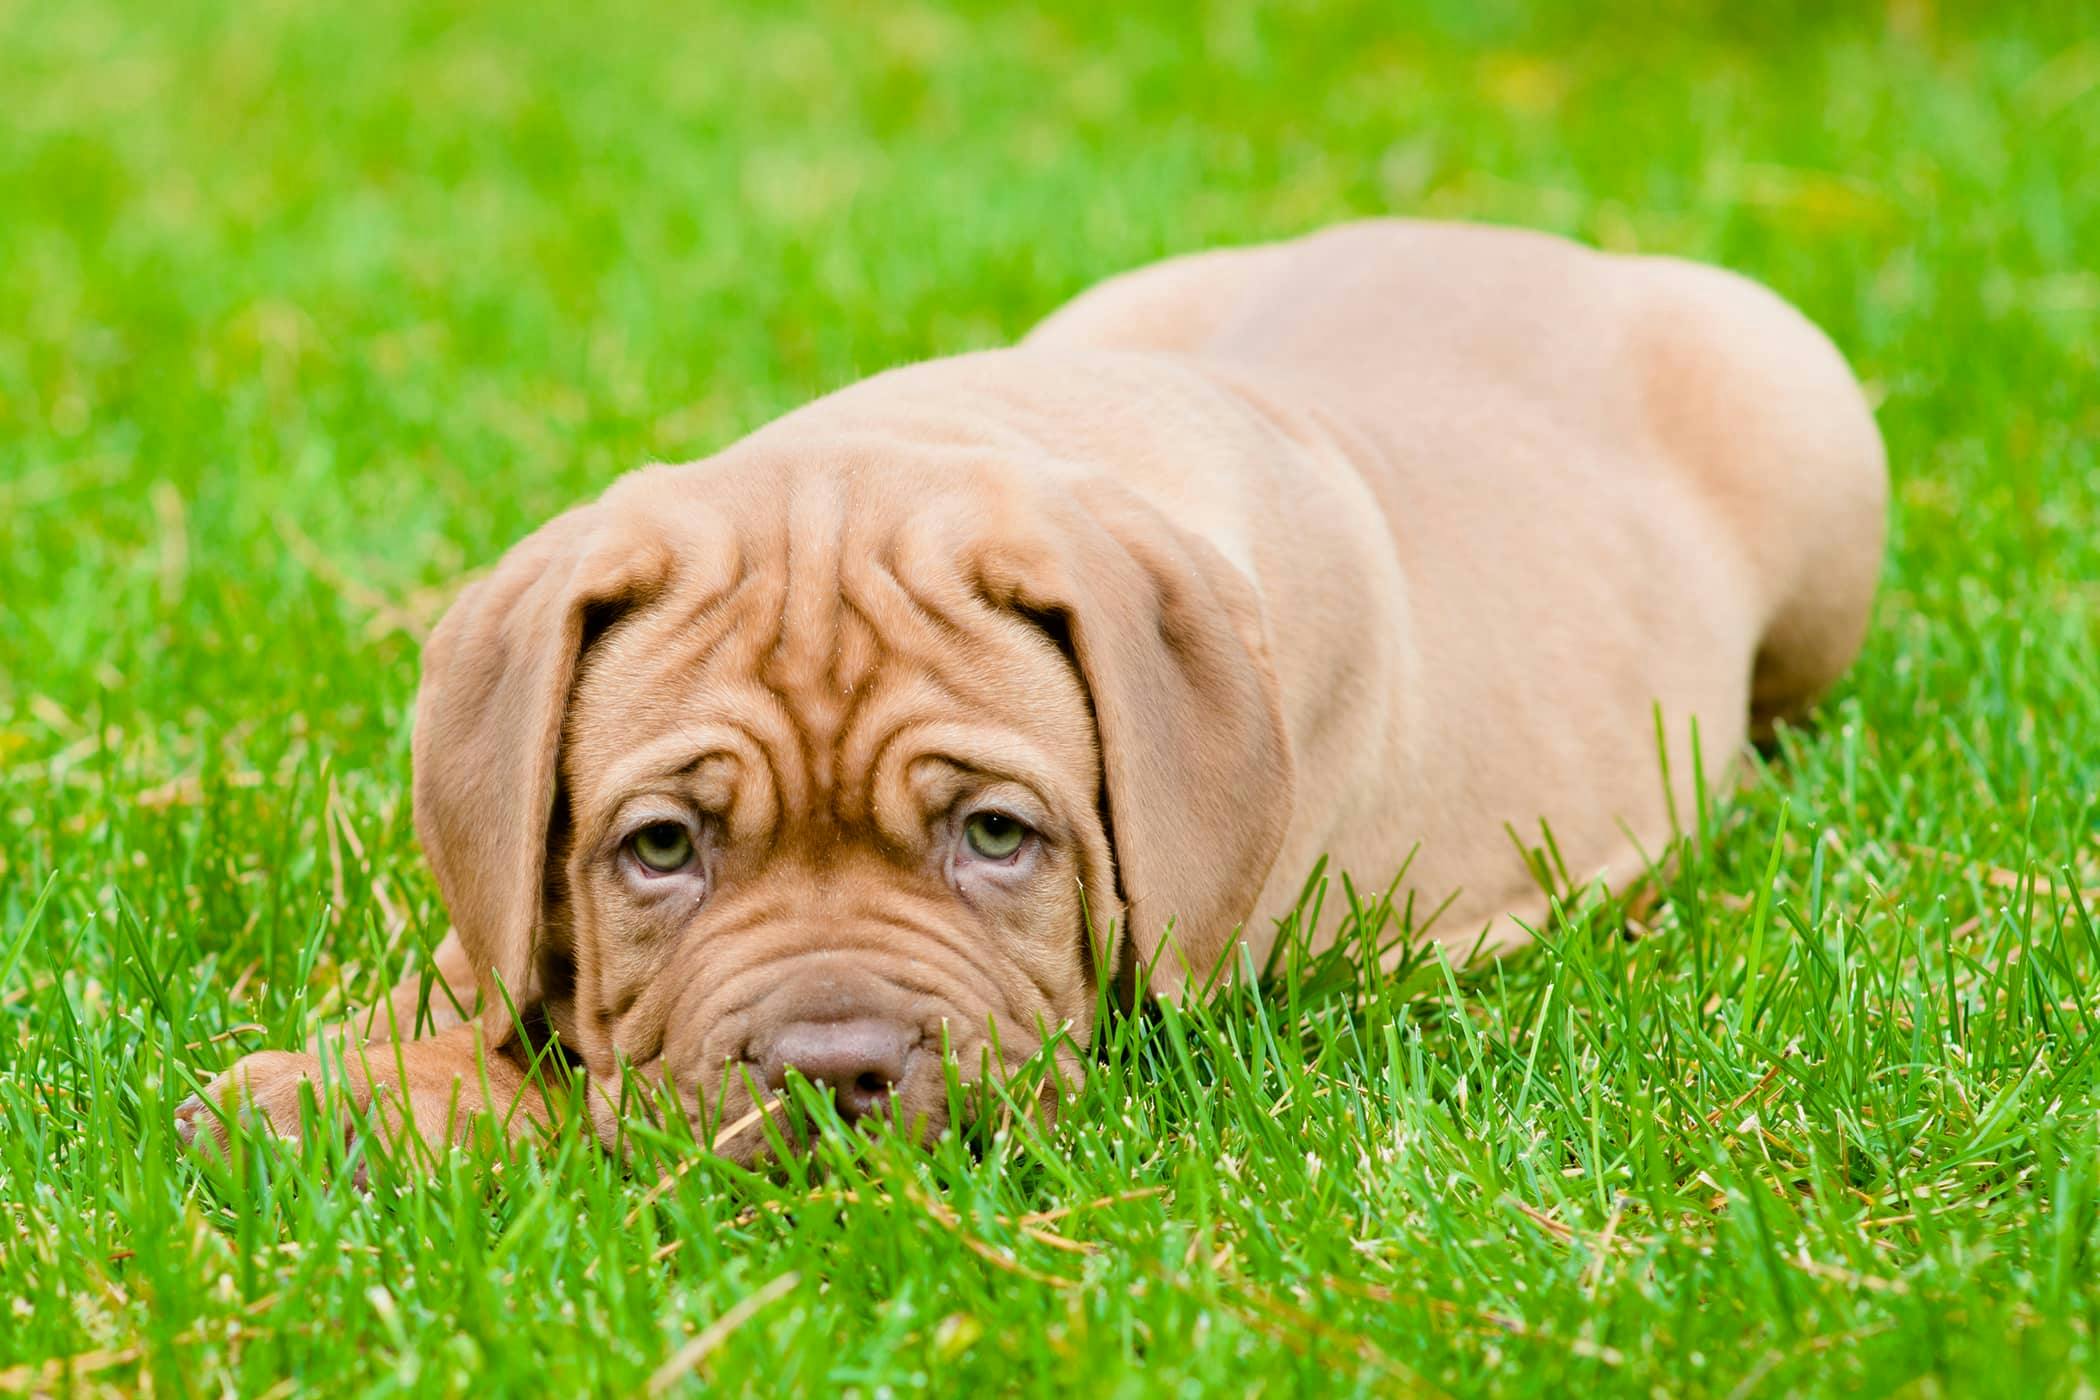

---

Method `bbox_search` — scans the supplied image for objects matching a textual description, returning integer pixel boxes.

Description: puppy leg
[326,930,481,1051]
[175,1022,548,1161]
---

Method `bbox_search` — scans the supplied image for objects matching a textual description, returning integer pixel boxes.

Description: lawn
[4,0,2099,1392]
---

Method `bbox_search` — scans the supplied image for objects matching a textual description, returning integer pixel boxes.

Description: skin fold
[177,219,1887,1165]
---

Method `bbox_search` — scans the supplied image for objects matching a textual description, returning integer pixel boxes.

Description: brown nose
[760,1018,916,1123]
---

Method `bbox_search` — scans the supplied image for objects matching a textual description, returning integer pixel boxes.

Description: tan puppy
[178,220,1886,1162]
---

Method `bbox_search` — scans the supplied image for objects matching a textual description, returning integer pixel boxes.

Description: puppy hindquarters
[1632,259,1890,733]
[175,1022,548,1160]
[1731,299,1887,732]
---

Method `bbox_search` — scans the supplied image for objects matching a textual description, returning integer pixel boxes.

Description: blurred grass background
[4,0,2099,1393]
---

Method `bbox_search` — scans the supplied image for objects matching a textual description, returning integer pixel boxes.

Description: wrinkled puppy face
[545,490,1113,1159]
[413,426,1295,1166]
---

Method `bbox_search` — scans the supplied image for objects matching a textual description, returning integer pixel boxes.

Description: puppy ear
[987,481,1295,1000]
[412,504,665,1046]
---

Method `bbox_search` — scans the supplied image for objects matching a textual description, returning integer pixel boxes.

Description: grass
[4,0,2099,1392]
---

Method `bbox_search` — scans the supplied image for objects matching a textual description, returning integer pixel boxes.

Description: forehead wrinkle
[764,502,950,824]
[879,720,1066,826]
[575,550,764,701]
[572,717,774,837]
[819,560,961,819]
[817,612,887,831]
[591,729,730,794]
[571,553,742,714]
[677,569,810,823]
[572,611,808,838]
[659,563,765,671]
[848,544,975,647]
[687,679,807,835]
[834,593,1083,836]
[770,477,848,671]
[851,702,1071,854]
[822,668,946,838]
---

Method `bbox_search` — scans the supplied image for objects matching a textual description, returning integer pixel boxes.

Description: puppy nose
[761,1018,915,1122]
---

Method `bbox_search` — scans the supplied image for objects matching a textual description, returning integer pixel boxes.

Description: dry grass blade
[621,1095,783,1229]
[901,1184,1079,1288]
[1704,1052,1793,1128]
[1015,1185,1170,1228]
[1504,1197,1644,1257]
[1898,843,2100,900]
[644,1272,800,1395]
[0,1295,282,1393]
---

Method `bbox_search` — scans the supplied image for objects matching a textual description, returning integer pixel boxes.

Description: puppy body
[1026,219,1886,956]
[179,221,1885,1159]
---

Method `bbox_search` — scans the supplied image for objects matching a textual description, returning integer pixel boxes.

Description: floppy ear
[412,504,666,1047]
[985,480,1295,1000]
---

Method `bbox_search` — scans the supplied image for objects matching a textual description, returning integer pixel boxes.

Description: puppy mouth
[574,955,1089,1164]
[727,1018,935,1143]
[714,1090,949,1165]
[589,1023,1077,1167]
[676,1054,949,1166]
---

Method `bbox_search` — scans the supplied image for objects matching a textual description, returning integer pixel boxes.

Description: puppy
[178,220,1886,1161]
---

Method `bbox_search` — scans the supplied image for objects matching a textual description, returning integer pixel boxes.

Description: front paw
[174,1025,547,1162]
[174,1049,359,1154]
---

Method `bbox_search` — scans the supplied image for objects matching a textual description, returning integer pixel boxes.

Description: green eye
[629,822,695,873]
[963,811,1028,860]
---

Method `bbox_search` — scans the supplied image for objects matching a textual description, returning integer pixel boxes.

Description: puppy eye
[628,822,696,874]
[962,811,1028,860]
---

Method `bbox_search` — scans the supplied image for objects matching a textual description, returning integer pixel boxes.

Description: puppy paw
[174,1049,356,1154]
[174,1025,547,1164]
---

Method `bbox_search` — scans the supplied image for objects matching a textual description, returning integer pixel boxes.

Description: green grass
[5,0,2099,1392]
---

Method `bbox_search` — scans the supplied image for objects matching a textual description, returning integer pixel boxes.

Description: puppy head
[412,446,1291,1158]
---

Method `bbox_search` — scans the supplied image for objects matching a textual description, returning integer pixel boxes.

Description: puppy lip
[678,1029,1036,1159]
